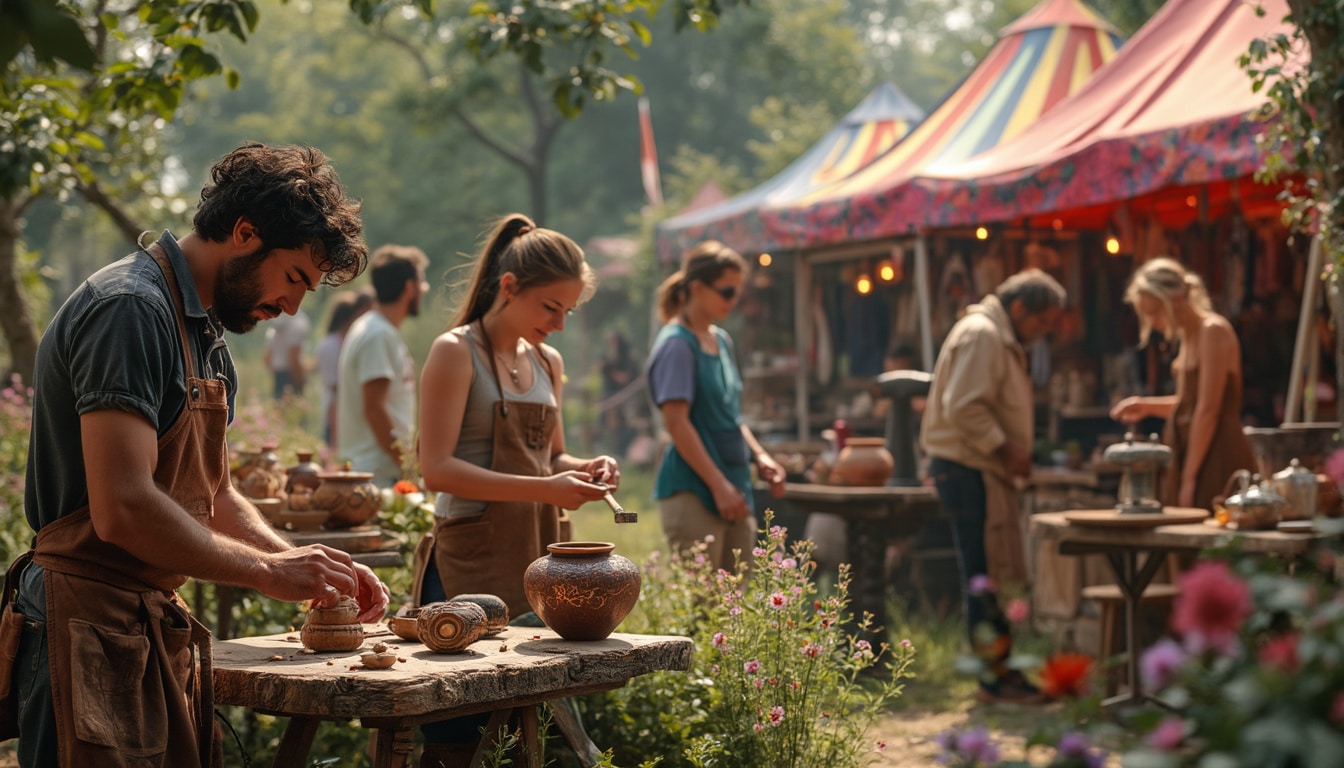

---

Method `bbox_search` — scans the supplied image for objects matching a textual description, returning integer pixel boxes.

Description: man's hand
[997,441,1033,478]
[352,563,391,623]
[255,544,359,604]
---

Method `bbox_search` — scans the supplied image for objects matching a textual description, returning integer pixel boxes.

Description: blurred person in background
[646,240,786,574]
[1110,257,1256,511]
[921,268,1066,704]
[262,306,310,400]
[8,142,389,768]
[413,213,617,767]
[317,287,374,447]
[599,330,640,459]
[336,245,427,487]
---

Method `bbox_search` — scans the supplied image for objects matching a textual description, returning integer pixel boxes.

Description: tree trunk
[0,199,39,386]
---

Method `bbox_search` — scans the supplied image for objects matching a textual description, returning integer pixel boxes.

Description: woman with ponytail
[413,214,618,763]
[646,241,786,572]
[1110,257,1256,510]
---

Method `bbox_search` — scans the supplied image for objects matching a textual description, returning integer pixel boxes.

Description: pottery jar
[523,542,641,641]
[286,450,324,495]
[830,437,894,487]
[300,596,365,652]
[312,469,381,527]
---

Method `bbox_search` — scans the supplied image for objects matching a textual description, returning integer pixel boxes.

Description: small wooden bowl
[360,651,398,669]
[387,615,420,642]
[274,509,329,532]
[252,497,283,522]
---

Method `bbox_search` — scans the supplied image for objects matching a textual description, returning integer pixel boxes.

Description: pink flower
[1005,597,1030,624]
[1324,447,1344,486]
[1173,561,1252,654]
[900,638,914,649]
[744,659,761,674]
[1141,638,1188,691]
[768,592,788,609]
[1147,717,1185,751]
[712,632,728,649]
[753,677,764,689]
[801,642,822,658]
[1330,692,1344,726]
[1258,633,1300,673]
[969,574,996,595]
[753,723,764,733]
[768,706,784,726]
[875,740,887,752]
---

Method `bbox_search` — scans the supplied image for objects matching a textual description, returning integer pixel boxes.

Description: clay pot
[523,542,641,641]
[449,593,510,636]
[312,470,381,528]
[418,601,488,653]
[301,596,364,652]
[830,437,894,487]
[287,485,315,512]
[286,450,324,494]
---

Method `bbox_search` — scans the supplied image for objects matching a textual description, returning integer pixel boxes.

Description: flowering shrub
[1124,555,1344,767]
[582,517,915,768]
[0,374,34,562]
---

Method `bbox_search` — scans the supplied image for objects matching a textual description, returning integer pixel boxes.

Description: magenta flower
[744,659,761,674]
[1173,561,1252,654]
[712,632,728,649]
[768,706,784,726]
[1258,633,1301,673]
[1141,638,1188,691]
[1147,717,1185,751]
[1005,597,1030,624]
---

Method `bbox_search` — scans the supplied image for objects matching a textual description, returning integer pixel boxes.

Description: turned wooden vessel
[417,601,488,653]
[312,469,381,528]
[300,596,364,652]
[448,593,509,636]
[523,542,641,641]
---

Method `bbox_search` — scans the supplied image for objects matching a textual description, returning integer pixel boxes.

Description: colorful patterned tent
[770,0,1293,246]
[656,81,925,261]
[907,0,1294,230]
[745,0,1122,252]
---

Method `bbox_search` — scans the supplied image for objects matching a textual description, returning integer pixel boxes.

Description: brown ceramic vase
[312,470,381,527]
[523,542,641,641]
[830,437,894,487]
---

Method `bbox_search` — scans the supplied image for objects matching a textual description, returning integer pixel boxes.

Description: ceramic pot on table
[312,469,381,528]
[523,542,641,641]
[830,437,894,487]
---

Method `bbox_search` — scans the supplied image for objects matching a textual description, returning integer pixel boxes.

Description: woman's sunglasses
[709,284,738,301]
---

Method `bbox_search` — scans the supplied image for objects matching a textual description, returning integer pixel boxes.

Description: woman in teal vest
[646,241,786,572]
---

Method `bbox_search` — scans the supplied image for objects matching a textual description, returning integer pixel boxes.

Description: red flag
[638,96,663,207]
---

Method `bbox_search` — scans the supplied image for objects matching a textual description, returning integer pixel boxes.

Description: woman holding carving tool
[414,214,619,766]
[647,240,786,574]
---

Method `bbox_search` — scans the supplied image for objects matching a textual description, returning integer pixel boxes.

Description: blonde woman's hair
[1123,256,1212,347]
[656,240,748,323]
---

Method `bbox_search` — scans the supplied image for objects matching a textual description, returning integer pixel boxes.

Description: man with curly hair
[5,143,390,767]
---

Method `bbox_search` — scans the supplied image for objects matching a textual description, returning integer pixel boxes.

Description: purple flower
[969,574,996,595]
[1056,732,1091,757]
[1140,638,1188,691]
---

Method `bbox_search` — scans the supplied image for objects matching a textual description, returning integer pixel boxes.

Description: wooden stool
[1082,583,1180,695]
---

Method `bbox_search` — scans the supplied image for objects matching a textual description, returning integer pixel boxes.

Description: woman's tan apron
[32,242,225,767]
[412,323,568,619]
[1162,365,1257,512]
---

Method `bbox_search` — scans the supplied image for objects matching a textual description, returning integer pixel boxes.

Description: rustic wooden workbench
[213,625,694,767]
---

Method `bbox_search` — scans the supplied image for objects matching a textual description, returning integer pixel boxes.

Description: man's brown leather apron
[413,323,568,619]
[33,243,224,767]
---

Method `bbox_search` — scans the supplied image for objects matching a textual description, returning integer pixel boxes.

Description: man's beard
[408,290,421,318]
[213,246,272,334]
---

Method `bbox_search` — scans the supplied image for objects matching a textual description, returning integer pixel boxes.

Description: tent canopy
[656,81,925,261]
[714,0,1123,253]
[768,0,1294,244]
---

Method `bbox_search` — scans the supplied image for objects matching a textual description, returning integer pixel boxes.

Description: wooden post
[794,252,811,442]
[914,234,935,372]
[1285,234,1323,424]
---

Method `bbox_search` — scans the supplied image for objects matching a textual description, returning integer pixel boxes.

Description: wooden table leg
[518,705,540,768]
[549,699,603,766]
[273,716,320,768]
[845,512,888,642]
[368,726,416,768]
[1100,548,1167,709]
[216,585,236,640]
[471,709,516,768]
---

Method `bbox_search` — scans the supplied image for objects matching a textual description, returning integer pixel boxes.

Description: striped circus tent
[656,81,925,261]
[760,0,1123,251]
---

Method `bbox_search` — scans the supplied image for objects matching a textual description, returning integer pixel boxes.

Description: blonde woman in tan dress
[1110,258,1256,511]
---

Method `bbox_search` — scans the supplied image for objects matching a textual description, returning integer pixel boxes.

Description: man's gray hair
[995,268,1067,314]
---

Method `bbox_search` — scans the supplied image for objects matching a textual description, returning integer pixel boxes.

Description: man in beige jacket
[921,268,1065,703]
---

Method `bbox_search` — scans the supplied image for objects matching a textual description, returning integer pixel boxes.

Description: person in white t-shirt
[263,308,311,399]
[336,246,428,487]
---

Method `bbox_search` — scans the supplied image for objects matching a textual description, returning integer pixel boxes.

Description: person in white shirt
[336,246,428,487]
[316,288,373,446]
[263,308,311,399]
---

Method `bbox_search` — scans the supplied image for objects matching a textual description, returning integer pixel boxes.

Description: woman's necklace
[498,349,521,386]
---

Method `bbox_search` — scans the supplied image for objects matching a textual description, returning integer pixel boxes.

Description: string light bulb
[856,273,873,295]
[975,226,989,240]
[877,259,896,283]
[758,252,773,267]
[1105,236,1121,255]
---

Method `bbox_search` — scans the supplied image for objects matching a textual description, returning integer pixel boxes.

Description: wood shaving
[267,655,283,662]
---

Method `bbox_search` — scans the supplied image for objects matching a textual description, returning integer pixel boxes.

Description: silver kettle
[1272,458,1317,522]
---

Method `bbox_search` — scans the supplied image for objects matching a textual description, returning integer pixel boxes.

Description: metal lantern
[1103,432,1173,514]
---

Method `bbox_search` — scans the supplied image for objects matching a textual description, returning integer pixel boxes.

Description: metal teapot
[1221,470,1290,530]
[1272,458,1317,522]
